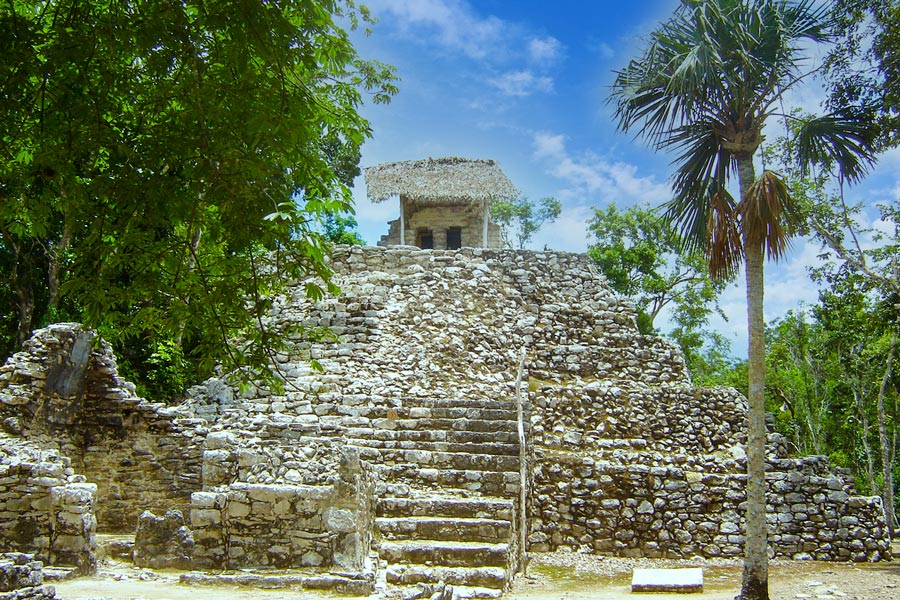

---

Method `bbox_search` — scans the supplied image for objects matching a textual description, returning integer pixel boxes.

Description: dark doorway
[446,227,462,250]
[416,229,434,249]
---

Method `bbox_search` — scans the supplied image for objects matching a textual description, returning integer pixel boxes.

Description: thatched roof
[365,157,519,204]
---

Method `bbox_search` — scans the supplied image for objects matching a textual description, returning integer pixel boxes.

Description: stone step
[345,427,519,445]
[422,398,519,411]
[529,345,688,384]
[380,540,509,568]
[377,494,513,521]
[386,564,507,589]
[349,438,520,457]
[372,407,520,421]
[376,418,518,434]
[303,404,524,423]
[358,449,519,472]
[377,516,511,543]
[378,465,520,496]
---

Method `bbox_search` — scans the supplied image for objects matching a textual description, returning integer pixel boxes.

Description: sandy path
[53,550,900,600]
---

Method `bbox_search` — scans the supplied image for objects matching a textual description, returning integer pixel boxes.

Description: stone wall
[0,245,892,581]
[0,324,206,532]
[530,384,745,453]
[192,437,374,571]
[0,436,96,573]
[0,553,57,600]
[379,204,503,248]
[531,450,889,561]
[262,246,889,564]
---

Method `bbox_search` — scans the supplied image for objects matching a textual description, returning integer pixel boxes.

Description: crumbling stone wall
[192,429,374,571]
[259,246,889,564]
[1,245,892,579]
[531,384,745,452]
[529,390,891,561]
[0,553,57,600]
[0,324,205,532]
[0,436,96,573]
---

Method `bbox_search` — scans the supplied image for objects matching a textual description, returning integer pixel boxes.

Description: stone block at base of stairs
[380,540,509,567]
[396,584,503,600]
[386,564,507,588]
[631,568,703,593]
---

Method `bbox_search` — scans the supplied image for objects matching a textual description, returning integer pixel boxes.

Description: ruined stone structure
[366,157,516,249]
[0,246,892,599]
[0,325,206,532]
[0,553,57,600]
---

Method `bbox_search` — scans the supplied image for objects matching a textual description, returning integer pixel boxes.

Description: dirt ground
[52,548,900,600]
[513,549,900,600]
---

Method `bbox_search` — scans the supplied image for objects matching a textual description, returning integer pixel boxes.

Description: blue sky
[345,0,900,358]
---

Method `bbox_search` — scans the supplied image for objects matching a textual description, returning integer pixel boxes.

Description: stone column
[482,200,489,247]
[400,197,406,245]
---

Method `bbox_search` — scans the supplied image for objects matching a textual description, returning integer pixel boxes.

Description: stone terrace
[0,245,892,599]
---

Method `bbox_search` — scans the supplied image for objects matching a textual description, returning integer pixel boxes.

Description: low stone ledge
[179,569,375,596]
[0,553,57,600]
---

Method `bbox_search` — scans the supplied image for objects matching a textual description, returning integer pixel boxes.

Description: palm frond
[667,122,735,208]
[796,113,879,183]
[706,190,743,281]
[739,169,801,261]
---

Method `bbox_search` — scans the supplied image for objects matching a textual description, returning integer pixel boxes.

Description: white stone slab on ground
[631,568,703,593]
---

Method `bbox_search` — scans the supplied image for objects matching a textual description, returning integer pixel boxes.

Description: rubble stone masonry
[0,246,891,584]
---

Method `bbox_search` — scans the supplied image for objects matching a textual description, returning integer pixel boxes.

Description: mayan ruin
[0,244,891,599]
[365,157,517,250]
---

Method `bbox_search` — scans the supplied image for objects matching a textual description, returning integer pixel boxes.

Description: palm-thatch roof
[365,157,518,204]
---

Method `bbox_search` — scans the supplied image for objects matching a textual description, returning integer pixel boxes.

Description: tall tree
[610,2,876,597]
[587,202,728,368]
[826,0,900,148]
[807,197,900,535]
[490,195,561,249]
[0,1,396,385]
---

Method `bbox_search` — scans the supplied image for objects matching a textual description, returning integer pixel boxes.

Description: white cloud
[366,0,506,60]
[531,205,593,252]
[596,42,614,60]
[531,131,671,205]
[527,36,563,66]
[491,70,553,97]
[533,132,566,158]
[366,1,567,107]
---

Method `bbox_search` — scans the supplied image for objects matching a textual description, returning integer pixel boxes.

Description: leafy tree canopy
[490,195,560,249]
[323,213,366,246]
[588,202,729,372]
[0,0,397,392]
[827,0,900,149]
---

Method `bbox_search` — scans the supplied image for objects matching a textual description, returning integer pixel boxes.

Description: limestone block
[190,509,221,528]
[324,508,357,534]
[190,492,225,510]
[227,501,251,518]
[133,510,194,570]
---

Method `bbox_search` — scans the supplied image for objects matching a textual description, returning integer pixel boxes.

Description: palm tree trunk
[737,155,769,600]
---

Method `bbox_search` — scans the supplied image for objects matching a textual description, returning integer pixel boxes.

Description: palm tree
[609,1,876,599]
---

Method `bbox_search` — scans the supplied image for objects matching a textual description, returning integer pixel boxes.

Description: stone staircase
[345,397,524,598]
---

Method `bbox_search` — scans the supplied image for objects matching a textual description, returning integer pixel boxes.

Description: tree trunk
[47,214,73,316]
[877,331,897,537]
[738,155,769,600]
[6,236,35,350]
[174,225,203,346]
[854,384,878,493]
[15,283,34,350]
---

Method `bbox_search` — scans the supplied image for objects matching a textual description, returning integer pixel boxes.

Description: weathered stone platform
[0,246,892,599]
